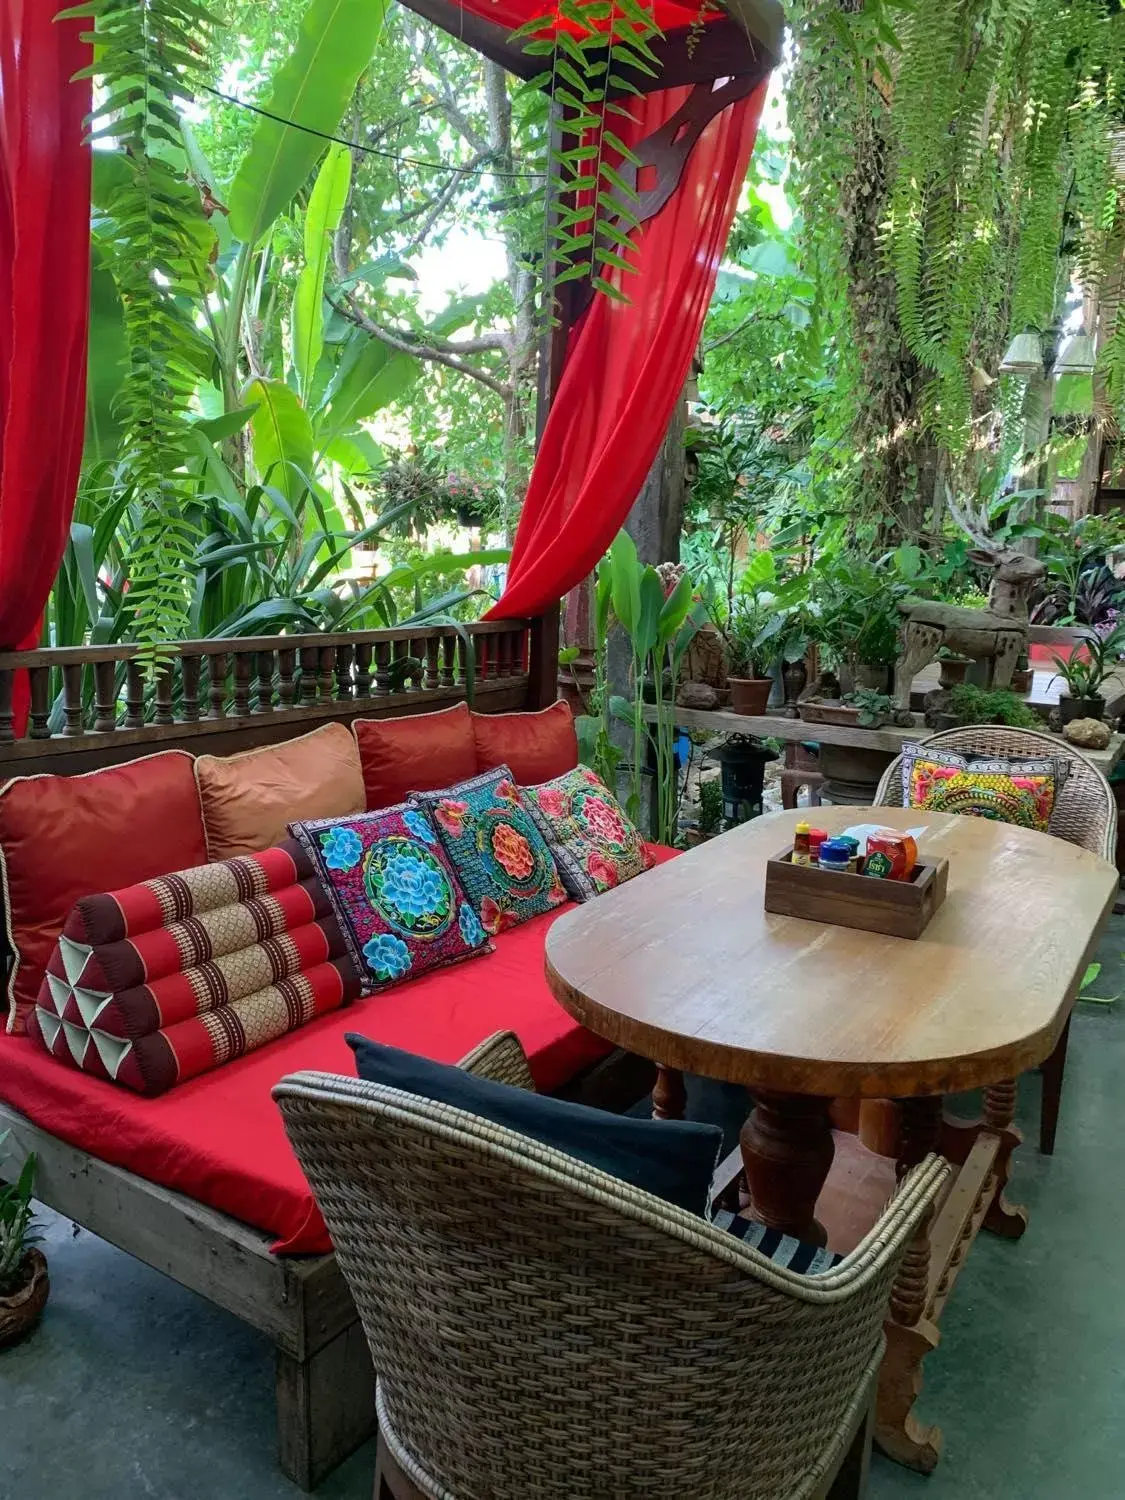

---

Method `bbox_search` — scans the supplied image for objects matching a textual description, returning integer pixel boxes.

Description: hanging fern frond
[59,0,219,658]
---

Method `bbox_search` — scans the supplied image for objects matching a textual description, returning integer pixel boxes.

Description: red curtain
[0,2,92,725]
[488,80,767,623]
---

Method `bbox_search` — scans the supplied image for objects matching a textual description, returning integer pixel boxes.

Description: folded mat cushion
[25,839,361,1095]
[0,867,693,1250]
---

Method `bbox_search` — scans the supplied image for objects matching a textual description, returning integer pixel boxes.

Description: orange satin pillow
[472,701,579,786]
[353,701,477,811]
[1,750,208,1033]
[195,722,364,861]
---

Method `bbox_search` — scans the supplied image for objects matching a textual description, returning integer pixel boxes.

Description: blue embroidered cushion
[289,804,490,992]
[411,766,567,934]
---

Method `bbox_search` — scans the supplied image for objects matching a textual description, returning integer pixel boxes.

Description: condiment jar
[818,838,851,873]
[808,828,829,865]
[792,820,812,866]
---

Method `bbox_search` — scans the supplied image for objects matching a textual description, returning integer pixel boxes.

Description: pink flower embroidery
[586,851,619,890]
[582,794,627,846]
[495,778,518,803]
[481,895,518,934]
[536,786,566,819]
[434,799,470,837]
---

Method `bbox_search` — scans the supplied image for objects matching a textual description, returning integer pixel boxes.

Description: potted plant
[684,776,725,845]
[0,1134,47,1348]
[806,554,906,692]
[725,596,775,716]
[1050,623,1125,724]
[936,647,973,690]
[926,683,1042,732]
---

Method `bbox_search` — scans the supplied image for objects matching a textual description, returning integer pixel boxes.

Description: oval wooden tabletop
[545,807,1119,1097]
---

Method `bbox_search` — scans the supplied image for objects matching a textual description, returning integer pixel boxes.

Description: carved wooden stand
[874,1083,1026,1472]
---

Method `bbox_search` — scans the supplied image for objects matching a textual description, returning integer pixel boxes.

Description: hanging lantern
[998,328,1044,376]
[1054,333,1097,375]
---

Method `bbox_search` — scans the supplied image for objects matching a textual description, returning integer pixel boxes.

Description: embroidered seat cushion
[471,701,579,784]
[290,804,491,990]
[520,765,653,901]
[25,839,361,1095]
[901,742,1065,833]
[411,767,567,934]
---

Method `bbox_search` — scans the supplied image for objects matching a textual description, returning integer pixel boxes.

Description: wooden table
[545,807,1118,1470]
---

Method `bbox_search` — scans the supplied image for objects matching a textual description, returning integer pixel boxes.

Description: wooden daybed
[0,617,653,1489]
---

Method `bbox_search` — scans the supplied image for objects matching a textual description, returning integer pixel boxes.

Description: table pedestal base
[739,1091,835,1247]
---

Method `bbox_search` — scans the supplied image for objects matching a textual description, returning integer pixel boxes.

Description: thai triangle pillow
[25,839,361,1095]
[519,765,653,900]
[289,804,492,990]
[901,742,1065,833]
[411,767,567,934]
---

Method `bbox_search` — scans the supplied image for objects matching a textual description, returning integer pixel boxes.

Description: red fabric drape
[488,80,767,622]
[0,2,92,727]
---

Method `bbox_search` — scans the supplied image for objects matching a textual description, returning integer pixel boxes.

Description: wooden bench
[0,614,644,1490]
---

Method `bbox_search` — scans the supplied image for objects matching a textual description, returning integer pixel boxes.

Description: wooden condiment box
[763,849,949,940]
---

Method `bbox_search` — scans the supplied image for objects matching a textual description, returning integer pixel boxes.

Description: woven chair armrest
[275,1070,949,1303]
[457,1029,537,1092]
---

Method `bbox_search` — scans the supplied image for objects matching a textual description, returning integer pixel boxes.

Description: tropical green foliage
[0,1134,38,1297]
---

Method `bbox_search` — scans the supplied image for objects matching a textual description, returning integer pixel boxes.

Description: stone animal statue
[893,546,1045,710]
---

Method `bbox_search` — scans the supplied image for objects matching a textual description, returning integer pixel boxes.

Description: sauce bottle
[792,820,812,866]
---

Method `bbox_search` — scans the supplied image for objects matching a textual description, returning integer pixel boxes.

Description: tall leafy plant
[604,532,702,843]
[514,0,664,303]
[63,0,220,654]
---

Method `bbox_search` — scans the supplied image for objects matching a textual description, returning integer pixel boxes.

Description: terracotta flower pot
[728,676,772,716]
[0,1249,49,1348]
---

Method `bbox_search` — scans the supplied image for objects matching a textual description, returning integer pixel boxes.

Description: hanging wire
[200,84,547,180]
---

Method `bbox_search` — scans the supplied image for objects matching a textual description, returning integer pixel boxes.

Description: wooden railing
[0,620,535,775]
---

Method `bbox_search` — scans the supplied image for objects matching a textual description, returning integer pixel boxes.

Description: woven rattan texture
[876,725,1117,860]
[275,1058,947,1500]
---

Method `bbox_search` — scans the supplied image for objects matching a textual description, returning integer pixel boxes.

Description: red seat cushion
[472,701,578,785]
[1,751,208,1034]
[0,845,679,1253]
[353,702,477,811]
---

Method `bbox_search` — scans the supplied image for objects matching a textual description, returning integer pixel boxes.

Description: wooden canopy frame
[0,4,782,1490]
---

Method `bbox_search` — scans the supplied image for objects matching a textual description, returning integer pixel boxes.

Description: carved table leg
[652,1066,686,1121]
[876,1202,943,1474]
[982,1078,1028,1240]
[740,1091,834,1246]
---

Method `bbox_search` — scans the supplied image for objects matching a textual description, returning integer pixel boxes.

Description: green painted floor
[3,914,1124,1498]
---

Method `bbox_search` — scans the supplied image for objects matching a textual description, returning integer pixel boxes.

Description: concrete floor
[3,916,1125,1499]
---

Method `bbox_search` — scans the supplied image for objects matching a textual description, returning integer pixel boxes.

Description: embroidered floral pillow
[411,767,567,934]
[519,765,653,901]
[901,743,1064,834]
[290,805,490,991]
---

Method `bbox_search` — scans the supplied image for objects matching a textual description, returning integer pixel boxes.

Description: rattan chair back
[875,724,1117,860]
[275,1064,947,1500]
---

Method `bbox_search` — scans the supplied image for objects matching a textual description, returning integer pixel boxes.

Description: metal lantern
[713,737,778,824]
[998,328,1044,376]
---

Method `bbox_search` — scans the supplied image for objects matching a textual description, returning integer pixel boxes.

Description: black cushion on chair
[347,1036,724,1218]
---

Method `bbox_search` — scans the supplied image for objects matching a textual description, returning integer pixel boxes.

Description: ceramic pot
[0,1250,49,1348]
[728,676,772,716]
[938,657,970,690]
[1059,694,1105,726]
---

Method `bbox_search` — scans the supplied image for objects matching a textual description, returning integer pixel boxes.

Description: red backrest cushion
[1,750,208,1034]
[352,701,477,811]
[472,702,579,786]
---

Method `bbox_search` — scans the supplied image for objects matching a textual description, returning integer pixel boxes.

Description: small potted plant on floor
[1050,624,1125,725]
[725,596,775,716]
[0,1134,47,1348]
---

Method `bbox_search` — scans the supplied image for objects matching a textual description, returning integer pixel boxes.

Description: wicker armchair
[876,724,1118,1153]
[275,1032,949,1500]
